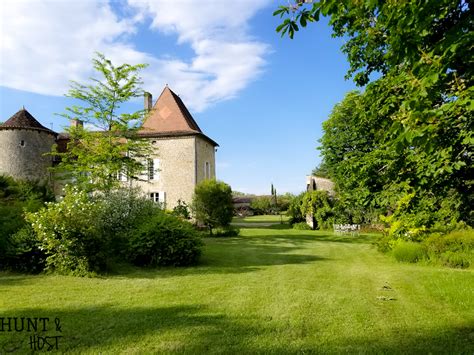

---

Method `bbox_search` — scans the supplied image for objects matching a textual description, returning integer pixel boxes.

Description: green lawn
[1,225,473,354]
[232,214,289,224]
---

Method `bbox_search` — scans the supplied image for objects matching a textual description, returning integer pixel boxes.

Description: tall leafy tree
[275,1,473,229]
[53,53,151,192]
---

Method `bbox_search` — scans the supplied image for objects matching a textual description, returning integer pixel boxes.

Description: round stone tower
[0,108,57,182]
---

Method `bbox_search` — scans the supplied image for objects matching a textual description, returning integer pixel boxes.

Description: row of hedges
[385,229,474,269]
[2,185,203,276]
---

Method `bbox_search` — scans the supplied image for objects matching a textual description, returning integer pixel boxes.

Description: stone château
[0,86,218,209]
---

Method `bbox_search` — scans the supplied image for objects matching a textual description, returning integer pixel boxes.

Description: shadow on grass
[0,233,374,282]
[1,304,472,354]
[111,238,327,279]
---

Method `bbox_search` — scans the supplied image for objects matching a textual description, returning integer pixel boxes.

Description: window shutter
[154,159,160,180]
[139,159,148,181]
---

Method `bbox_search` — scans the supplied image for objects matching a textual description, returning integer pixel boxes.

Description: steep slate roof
[1,108,56,134]
[142,86,202,133]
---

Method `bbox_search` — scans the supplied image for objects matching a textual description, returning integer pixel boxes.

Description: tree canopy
[53,53,151,192]
[275,1,473,234]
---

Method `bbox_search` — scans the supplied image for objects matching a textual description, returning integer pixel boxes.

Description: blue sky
[0,0,357,195]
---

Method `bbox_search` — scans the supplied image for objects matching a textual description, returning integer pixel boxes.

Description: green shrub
[26,187,105,276]
[93,188,159,258]
[440,251,471,268]
[423,229,474,268]
[250,196,274,215]
[0,175,53,271]
[128,211,203,267]
[301,190,334,230]
[172,199,191,219]
[392,240,426,263]
[292,222,311,230]
[3,226,46,273]
[213,225,240,237]
[192,179,234,235]
[287,193,305,224]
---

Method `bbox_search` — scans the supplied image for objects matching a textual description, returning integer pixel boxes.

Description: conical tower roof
[142,86,203,133]
[1,108,55,134]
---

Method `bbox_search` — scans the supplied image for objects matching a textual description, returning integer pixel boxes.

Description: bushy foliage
[26,187,106,276]
[128,211,203,266]
[250,196,274,215]
[423,229,474,268]
[213,225,240,237]
[192,179,234,235]
[378,229,473,269]
[292,222,311,230]
[3,226,46,273]
[172,199,191,220]
[392,240,426,263]
[0,175,53,271]
[301,191,334,230]
[93,188,159,257]
[287,193,305,224]
[277,193,293,212]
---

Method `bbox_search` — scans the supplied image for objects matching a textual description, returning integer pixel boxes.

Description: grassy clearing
[1,226,473,354]
[232,214,289,223]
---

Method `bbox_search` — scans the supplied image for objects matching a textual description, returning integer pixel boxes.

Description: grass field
[1,219,473,354]
[232,214,289,224]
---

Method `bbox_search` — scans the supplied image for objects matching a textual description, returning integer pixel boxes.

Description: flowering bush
[26,186,105,276]
[93,188,159,258]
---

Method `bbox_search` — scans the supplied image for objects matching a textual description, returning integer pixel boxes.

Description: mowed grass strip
[1,226,473,354]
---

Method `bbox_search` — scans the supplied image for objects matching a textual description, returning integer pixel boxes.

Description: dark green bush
[292,222,311,230]
[392,240,426,263]
[172,199,191,219]
[128,211,203,267]
[3,226,46,273]
[0,175,53,271]
[192,179,234,235]
[93,188,159,258]
[213,225,240,237]
[287,193,305,224]
[423,229,474,268]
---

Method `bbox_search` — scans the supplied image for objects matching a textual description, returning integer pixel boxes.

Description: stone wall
[131,136,196,209]
[0,128,55,183]
[195,136,216,184]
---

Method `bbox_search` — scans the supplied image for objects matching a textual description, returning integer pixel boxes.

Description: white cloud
[0,0,270,111]
[129,0,271,111]
[0,0,155,96]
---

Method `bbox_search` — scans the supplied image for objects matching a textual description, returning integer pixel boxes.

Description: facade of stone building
[0,86,218,209]
[130,86,218,209]
[306,175,335,196]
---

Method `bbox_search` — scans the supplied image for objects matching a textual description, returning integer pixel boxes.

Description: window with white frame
[117,168,128,182]
[149,191,165,204]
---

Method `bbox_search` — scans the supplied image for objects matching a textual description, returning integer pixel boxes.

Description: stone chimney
[144,92,153,112]
[71,119,83,128]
